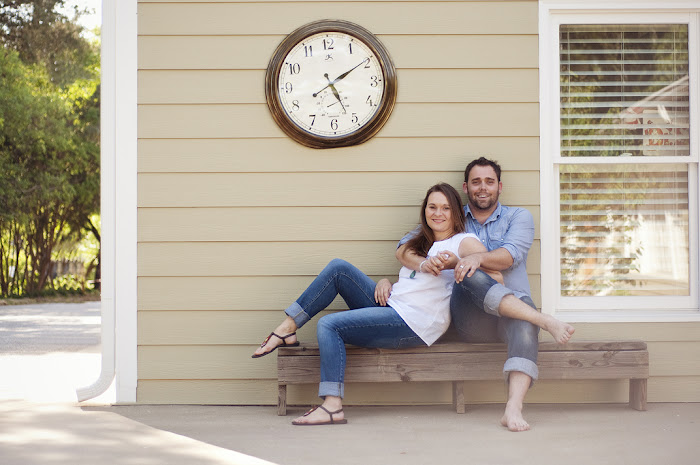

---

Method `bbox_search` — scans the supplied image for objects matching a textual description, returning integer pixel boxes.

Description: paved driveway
[0,301,108,402]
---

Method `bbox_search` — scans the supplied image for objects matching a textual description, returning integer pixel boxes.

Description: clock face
[265,21,397,148]
[278,31,385,138]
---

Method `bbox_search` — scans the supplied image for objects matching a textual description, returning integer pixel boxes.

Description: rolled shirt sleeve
[499,208,535,270]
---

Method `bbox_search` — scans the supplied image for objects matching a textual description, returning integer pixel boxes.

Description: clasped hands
[422,251,481,284]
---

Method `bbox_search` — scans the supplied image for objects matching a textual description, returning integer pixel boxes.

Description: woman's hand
[421,252,451,276]
[374,278,392,306]
[434,250,459,270]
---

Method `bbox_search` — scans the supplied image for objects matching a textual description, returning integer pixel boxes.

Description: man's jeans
[285,259,425,399]
[450,270,540,381]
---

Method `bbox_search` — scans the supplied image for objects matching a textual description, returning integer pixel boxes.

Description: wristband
[419,260,428,272]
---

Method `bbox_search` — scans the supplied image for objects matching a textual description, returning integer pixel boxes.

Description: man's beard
[469,192,498,211]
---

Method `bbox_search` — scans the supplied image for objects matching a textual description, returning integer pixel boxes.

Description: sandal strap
[270,332,297,346]
[259,331,297,348]
[317,405,343,424]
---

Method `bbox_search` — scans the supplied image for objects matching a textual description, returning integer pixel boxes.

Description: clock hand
[317,73,346,113]
[312,58,369,97]
[328,83,346,113]
[333,58,370,83]
[312,74,331,97]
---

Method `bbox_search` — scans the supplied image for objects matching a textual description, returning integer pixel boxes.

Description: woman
[251,183,501,426]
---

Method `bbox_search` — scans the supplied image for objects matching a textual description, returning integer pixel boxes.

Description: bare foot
[542,315,575,345]
[252,317,298,357]
[500,401,530,432]
[292,399,346,425]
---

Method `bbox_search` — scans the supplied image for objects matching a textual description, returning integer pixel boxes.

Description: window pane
[560,164,689,296]
[560,24,689,157]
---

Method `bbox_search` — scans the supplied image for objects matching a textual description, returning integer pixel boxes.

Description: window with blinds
[558,24,691,298]
[560,24,689,157]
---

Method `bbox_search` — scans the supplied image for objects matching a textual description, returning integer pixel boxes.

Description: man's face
[463,165,502,212]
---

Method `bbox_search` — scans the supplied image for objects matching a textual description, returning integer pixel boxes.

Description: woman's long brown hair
[404,183,466,257]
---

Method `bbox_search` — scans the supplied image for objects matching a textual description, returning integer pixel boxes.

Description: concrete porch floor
[1,401,698,465]
[1,302,697,464]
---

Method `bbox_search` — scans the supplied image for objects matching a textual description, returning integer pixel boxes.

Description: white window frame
[539,0,700,322]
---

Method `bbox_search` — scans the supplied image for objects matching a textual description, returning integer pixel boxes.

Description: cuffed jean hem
[483,283,514,316]
[285,301,309,328]
[503,356,539,385]
[318,381,344,399]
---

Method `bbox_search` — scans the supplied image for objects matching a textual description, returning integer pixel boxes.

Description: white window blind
[560,24,689,157]
[560,163,689,297]
[558,24,691,298]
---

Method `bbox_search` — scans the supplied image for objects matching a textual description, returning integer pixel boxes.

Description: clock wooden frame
[264,20,397,149]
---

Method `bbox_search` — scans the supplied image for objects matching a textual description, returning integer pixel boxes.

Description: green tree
[1,0,96,87]
[0,2,99,297]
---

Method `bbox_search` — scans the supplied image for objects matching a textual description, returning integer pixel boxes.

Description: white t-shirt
[387,232,479,346]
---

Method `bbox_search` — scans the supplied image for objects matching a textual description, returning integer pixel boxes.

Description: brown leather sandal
[292,405,348,426]
[250,332,299,358]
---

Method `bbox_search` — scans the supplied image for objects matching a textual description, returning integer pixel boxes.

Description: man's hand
[374,278,392,306]
[454,254,483,283]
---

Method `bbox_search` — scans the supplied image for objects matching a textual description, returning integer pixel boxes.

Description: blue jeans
[449,270,540,381]
[285,259,425,398]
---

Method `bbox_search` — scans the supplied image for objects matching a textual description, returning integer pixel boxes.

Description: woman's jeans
[450,270,540,382]
[284,259,425,399]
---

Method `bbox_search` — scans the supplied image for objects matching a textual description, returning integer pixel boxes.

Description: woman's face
[425,191,454,240]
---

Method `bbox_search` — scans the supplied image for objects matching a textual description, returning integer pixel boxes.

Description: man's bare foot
[500,400,530,432]
[252,317,298,357]
[292,398,346,425]
[542,315,575,344]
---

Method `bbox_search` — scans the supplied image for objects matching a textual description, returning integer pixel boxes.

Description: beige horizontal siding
[138,103,540,139]
[138,2,537,36]
[137,275,543,311]
[137,206,541,242]
[137,310,329,345]
[138,35,538,70]
[137,377,700,405]
[138,314,698,346]
[137,241,541,276]
[136,0,700,408]
[137,171,540,207]
[138,69,539,104]
[137,137,540,173]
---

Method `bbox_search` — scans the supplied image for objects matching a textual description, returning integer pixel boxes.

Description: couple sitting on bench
[251,157,575,431]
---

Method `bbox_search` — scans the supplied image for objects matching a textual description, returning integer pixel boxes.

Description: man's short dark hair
[464,157,502,183]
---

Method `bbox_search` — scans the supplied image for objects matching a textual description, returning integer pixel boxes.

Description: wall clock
[265,20,397,149]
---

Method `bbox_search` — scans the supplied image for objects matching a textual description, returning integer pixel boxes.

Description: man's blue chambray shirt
[398,202,535,299]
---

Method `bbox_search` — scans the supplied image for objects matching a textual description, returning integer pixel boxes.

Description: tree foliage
[0,1,99,297]
[1,1,96,86]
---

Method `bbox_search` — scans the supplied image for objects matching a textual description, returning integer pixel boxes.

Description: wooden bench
[277,341,649,415]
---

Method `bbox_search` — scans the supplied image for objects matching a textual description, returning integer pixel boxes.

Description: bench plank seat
[277,341,649,415]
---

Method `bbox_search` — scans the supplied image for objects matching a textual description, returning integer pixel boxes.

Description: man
[396,157,574,431]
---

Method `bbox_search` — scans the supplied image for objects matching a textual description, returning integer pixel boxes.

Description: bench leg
[629,378,647,411]
[278,384,287,416]
[452,381,465,414]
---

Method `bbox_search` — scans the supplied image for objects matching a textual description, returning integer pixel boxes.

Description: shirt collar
[465,202,503,225]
